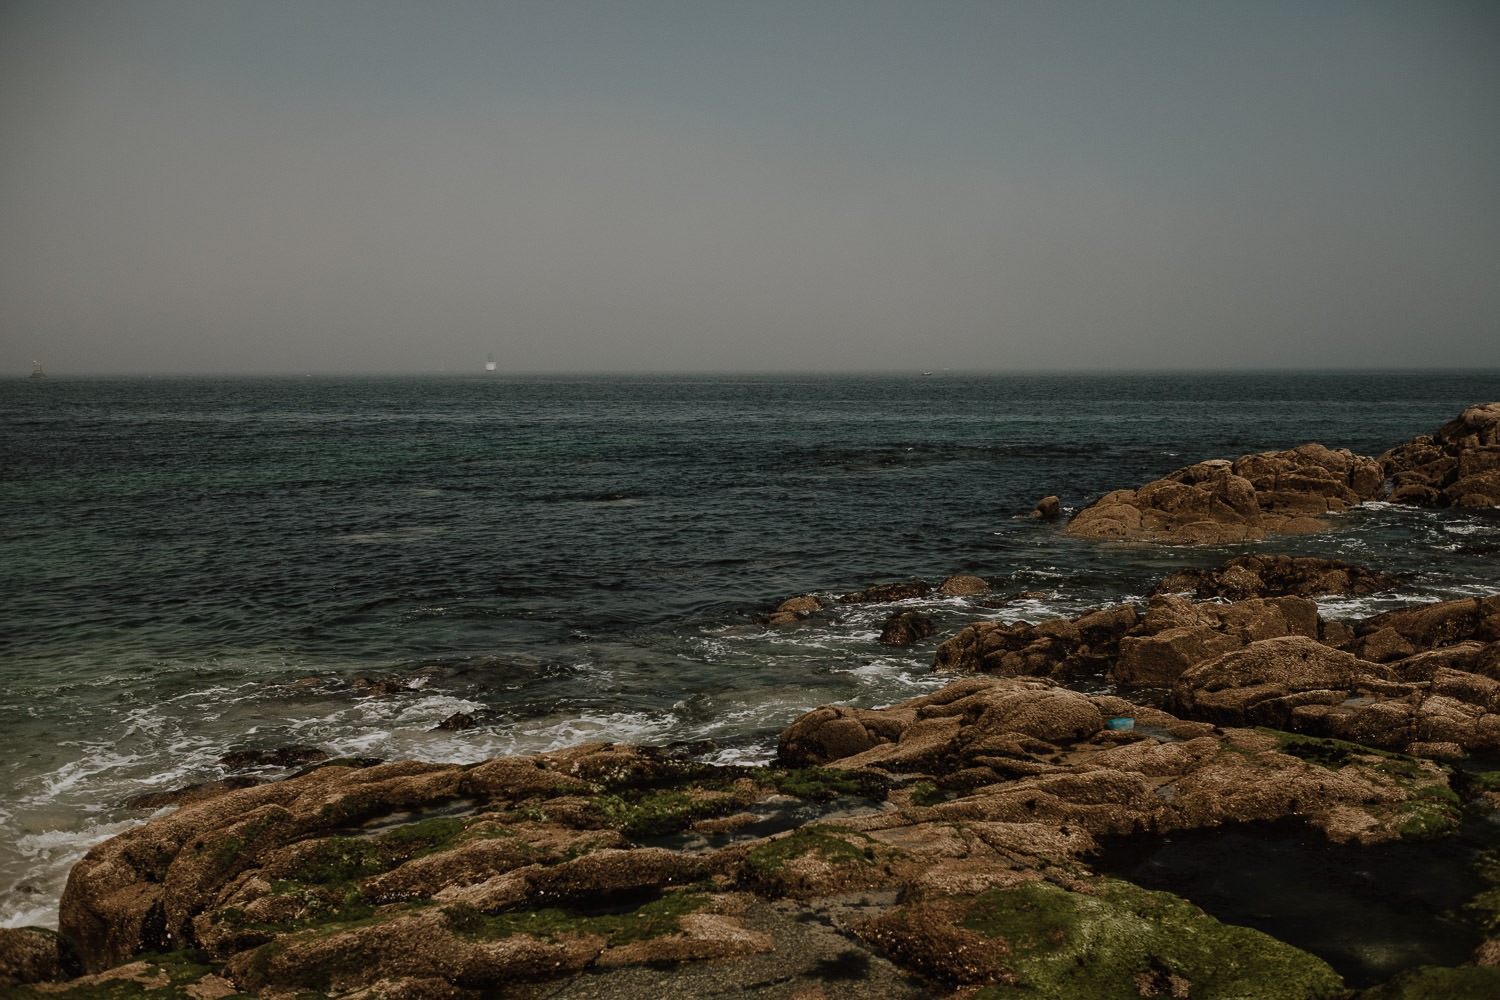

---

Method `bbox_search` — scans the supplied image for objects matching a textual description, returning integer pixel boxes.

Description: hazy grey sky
[2,1,1496,374]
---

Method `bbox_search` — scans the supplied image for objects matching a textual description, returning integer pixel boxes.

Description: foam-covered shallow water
[3,370,1498,929]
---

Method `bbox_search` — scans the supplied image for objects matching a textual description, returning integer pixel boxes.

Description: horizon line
[13,365,1500,379]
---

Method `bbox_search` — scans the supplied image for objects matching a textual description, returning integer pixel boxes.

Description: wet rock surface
[1154,554,1405,601]
[14,405,1500,998]
[1067,443,1386,544]
[1064,403,1499,545]
[1381,402,1500,508]
[23,585,1500,1000]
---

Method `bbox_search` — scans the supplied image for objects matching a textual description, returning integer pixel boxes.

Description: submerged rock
[878,610,936,647]
[761,594,825,625]
[219,745,331,770]
[1028,494,1062,520]
[841,580,931,604]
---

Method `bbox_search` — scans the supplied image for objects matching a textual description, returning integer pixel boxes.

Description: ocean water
[3,370,1499,932]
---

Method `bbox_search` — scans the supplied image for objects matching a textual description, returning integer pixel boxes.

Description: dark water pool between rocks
[1092,815,1500,989]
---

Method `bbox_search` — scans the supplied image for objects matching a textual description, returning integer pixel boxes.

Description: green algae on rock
[25,579,1500,999]
[858,877,1345,999]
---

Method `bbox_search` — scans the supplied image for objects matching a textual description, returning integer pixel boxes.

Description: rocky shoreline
[4,404,1499,999]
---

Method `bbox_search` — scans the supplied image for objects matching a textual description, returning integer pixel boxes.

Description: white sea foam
[699,743,777,767]
[37,750,144,800]
[1313,595,1415,621]
[2,816,146,930]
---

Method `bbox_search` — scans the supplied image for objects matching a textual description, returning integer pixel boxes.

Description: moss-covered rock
[0,950,237,999]
[870,878,1346,999]
[740,824,899,899]
[1258,729,1463,839]
[40,667,1500,998]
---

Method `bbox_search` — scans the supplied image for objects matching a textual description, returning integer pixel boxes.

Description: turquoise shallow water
[2,370,1499,933]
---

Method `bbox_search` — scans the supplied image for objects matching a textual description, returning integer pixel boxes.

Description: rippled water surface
[3,370,1498,928]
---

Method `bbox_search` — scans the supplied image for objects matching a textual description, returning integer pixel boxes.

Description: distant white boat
[29,360,46,379]
[484,353,497,374]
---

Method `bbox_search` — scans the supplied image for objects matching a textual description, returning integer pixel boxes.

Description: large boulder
[879,610,937,647]
[1169,636,1391,729]
[1170,632,1500,753]
[1382,402,1500,507]
[1349,595,1500,661]
[59,760,466,972]
[761,594,825,625]
[1111,594,1326,688]
[1067,444,1384,544]
[937,574,990,596]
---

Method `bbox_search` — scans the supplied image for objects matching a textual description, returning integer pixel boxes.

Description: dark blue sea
[3,371,1499,929]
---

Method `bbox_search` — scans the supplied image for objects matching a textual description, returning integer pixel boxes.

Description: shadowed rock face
[1381,402,1500,508]
[1153,554,1404,602]
[0,927,77,987]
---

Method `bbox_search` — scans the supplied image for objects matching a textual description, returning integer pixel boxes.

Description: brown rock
[1154,555,1403,601]
[60,761,467,972]
[860,901,1011,985]
[1068,444,1384,544]
[527,848,709,904]
[879,610,937,647]
[841,580,931,604]
[764,594,825,625]
[1382,403,1500,507]
[933,605,1136,682]
[124,777,265,810]
[0,926,78,986]
[45,660,1480,1000]
[1114,626,1243,687]
[781,677,1104,774]
[1354,595,1500,652]
[937,574,990,596]
[1028,495,1061,520]
[1169,636,1389,729]
[778,705,913,766]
